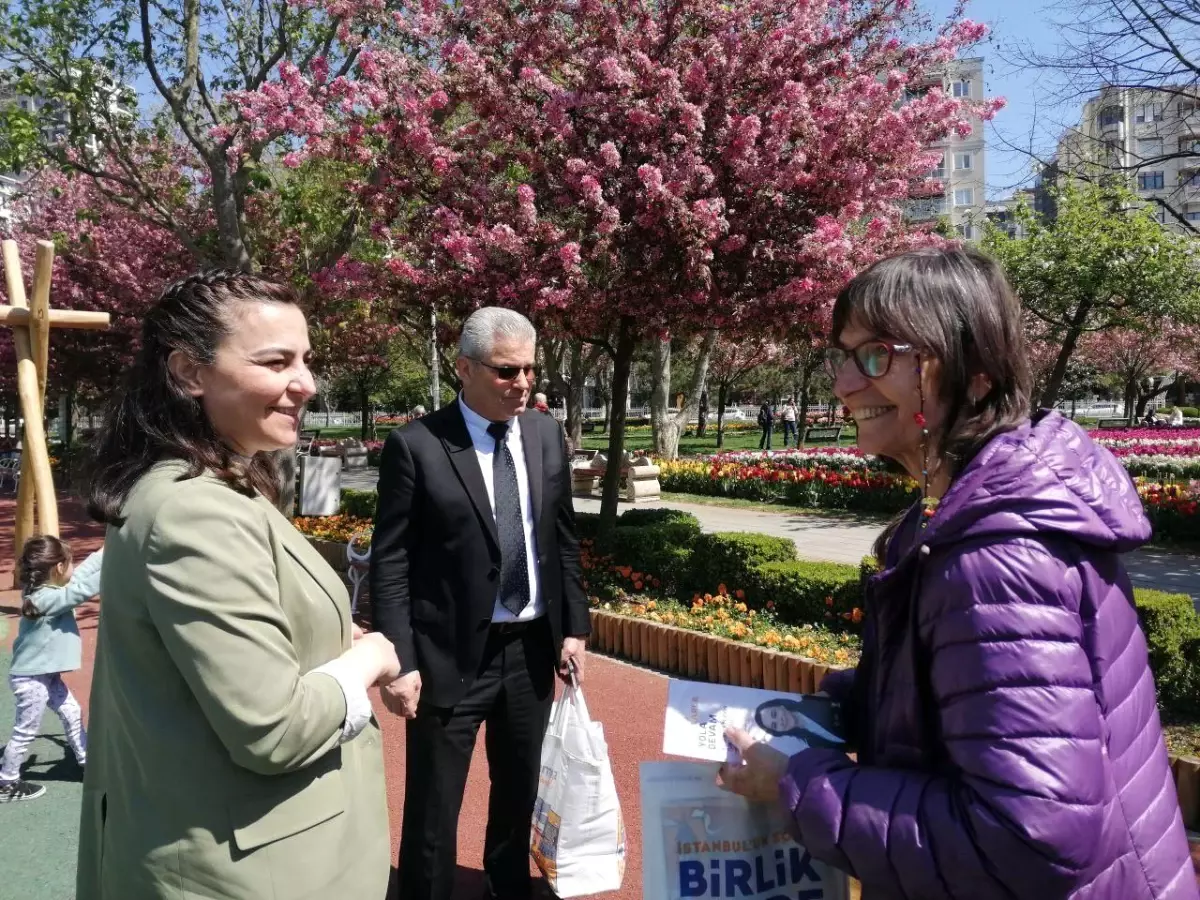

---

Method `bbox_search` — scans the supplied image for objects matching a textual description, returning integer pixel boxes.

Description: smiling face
[173,300,316,457]
[457,335,535,422]
[832,318,946,480]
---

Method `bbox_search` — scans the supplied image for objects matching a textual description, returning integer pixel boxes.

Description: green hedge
[687,532,797,595]
[340,489,377,519]
[1135,589,1200,718]
[743,559,863,627]
[608,520,702,597]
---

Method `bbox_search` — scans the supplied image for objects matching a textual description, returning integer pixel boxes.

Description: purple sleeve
[779,539,1110,899]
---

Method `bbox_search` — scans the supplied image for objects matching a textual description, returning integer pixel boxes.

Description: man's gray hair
[458,307,537,360]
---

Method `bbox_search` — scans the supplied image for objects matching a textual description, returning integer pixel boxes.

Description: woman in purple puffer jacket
[720,246,1198,899]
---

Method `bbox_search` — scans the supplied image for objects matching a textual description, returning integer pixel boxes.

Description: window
[1135,103,1164,123]
[1182,170,1200,188]
[1180,100,1197,117]
[1137,138,1164,159]
[1099,106,1123,127]
[954,188,974,207]
[1138,171,1165,190]
[954,152,973,170]
[951,80,971,98]
[954,223,976,239]
[1180,136,1200,155]
[1186,210,1200,222]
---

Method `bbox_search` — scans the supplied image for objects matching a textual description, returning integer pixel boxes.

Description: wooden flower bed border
[303,538,1200,832]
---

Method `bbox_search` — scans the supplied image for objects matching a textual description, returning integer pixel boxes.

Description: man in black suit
[370,307,591,900]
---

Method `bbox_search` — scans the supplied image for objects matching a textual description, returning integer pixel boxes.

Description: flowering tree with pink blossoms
[1083,322,1200,420]
[231,0,999,528]
[0,168,198,440]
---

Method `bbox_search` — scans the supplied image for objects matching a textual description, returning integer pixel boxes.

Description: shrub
[688,532,797,595]
[1134,589,1200,718]
[618,507,701,529]
[743,559,863,630]
[607,519,703,597]
[1182,407,1200,418]
[340,489,378,519]
[574,512,601,540]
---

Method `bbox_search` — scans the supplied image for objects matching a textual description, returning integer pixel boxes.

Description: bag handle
[565,660,593,725]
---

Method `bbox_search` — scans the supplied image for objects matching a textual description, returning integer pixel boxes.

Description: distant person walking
[781,398,798,447]
[757,399,774,451]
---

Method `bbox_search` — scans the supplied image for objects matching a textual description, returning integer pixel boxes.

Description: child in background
[0,535,102,802]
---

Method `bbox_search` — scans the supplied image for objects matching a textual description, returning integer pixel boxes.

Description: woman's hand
[339,631,401,688]
[717,727,791,803]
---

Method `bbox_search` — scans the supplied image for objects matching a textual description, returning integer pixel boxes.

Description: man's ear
[168,350,206,398]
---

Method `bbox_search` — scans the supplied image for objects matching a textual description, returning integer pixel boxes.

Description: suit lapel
[520,411,544,526]
[437,404,501,552]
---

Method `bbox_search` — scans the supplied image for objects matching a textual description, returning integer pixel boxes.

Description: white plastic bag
[531,675,626,897]
[641,761,850,900]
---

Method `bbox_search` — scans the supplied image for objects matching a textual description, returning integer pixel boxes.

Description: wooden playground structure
[0,238,110,578]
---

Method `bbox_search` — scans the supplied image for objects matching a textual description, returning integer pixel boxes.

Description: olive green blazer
[76,462,390,900]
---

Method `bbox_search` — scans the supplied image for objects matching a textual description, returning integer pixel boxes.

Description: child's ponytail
[18,535,72,619]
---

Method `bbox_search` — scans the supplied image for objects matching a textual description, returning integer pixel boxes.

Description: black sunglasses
[823,340,915,380]
[471,359,536,380]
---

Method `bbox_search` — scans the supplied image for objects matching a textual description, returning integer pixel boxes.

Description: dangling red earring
[915,355,937,527]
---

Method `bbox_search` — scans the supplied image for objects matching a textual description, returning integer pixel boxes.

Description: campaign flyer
[662,679,844,763]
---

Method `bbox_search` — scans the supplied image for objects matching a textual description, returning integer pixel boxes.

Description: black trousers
[398,619,555,900]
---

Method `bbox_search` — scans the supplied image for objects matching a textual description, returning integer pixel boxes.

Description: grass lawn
[579,429,857,455]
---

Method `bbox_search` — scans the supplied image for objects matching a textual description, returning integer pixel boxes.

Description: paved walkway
[346,467,1200,603]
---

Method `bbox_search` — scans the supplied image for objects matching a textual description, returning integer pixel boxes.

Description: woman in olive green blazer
[77,272,400,899]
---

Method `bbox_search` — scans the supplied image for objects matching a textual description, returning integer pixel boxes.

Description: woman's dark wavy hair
[86,270,301,525]
[19,534,72,618]
[831,246,1033,561]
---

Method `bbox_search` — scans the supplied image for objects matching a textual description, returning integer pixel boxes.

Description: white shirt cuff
[311,657,373,744]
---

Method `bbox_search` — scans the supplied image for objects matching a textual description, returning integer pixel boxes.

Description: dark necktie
[487,422,531,616]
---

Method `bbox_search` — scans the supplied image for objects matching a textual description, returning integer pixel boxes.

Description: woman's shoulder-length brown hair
[831,245,1034,475]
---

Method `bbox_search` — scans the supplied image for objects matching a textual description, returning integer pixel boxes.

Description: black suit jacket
[369,402,592,708]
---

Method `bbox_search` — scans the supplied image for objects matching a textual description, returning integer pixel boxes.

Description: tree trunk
[1137,378,1173,417]
[209,157,253,272]
[696,389,708,438]
[651,331,716,460]
[797,364,813,447]
[716,382,728,449]
[1038,303,1092,408]
[1123,378,1136,420]
[61,383,76,449]
[600,320,637,537]
[565,342,588,449]
[274,450,297,517]
[1175,374,1188,406]
[359,380,372,440]
[650,337,674,457]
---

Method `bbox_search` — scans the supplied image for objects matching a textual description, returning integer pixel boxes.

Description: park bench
[572,451,661,502]
[297,429,321,454]
[1097,418,1133,430]
[803,425,844,444]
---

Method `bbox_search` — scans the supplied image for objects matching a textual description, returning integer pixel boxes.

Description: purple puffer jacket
[780,411,1198,899]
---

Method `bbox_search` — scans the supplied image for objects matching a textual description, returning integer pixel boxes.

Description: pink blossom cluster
[224,0,996,343]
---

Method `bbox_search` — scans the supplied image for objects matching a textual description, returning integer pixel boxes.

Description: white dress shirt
[458,395,545,622]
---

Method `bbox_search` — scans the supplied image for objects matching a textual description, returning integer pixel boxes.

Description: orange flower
[735,589,745,600]
[634,580,644,590]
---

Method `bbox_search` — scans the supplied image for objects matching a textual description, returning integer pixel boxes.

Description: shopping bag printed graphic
[531,677,625,897]
[641,762,849,900]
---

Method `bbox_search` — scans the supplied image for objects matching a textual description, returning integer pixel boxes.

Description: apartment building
[0,173,24,228]
[1055,85,1200,231]
[903,57,989,240]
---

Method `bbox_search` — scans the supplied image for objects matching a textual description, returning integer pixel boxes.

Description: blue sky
[923,0,1077,200]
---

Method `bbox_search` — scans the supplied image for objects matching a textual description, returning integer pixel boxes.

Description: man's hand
[351,623,365,642]
[559,636,587,685]
[381,670,422,719]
